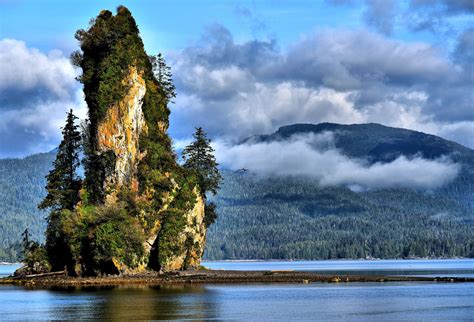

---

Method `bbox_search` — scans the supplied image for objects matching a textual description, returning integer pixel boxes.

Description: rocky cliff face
[97,66,147,198]
[143,186,207,272]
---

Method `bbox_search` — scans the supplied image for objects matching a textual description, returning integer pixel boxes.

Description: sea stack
[72,6,206,275]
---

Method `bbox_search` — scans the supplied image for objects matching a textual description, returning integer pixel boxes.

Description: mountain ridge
[239,122,474,209]
[246,122,474,158]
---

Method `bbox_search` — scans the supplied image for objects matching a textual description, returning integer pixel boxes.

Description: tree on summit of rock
[182,127,222,196]
[39,109,82,211]
[150,53,176,103]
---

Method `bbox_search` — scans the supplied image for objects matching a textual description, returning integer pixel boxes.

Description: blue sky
[1,0,366,53]
[0,0,473,158]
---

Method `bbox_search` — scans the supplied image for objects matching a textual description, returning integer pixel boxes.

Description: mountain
[245,123,473,161]
[1,123,473,262]
[204,123,474,260]
[243,123,474,209]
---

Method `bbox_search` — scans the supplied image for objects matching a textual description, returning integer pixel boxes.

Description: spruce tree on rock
[150,53,176,103]
[39,109,82,272]
[21,228,32,258]
[182,127,222,196]
[39,109,82,211]
[182,127,222,228]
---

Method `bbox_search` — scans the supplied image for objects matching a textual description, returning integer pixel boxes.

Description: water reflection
[45,285,219,320]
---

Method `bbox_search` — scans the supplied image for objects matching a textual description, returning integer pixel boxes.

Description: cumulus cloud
[169,25,474,149]
[172,82,364,139]
[327,0,473,34]
[2,20,472,158]
[0,39,77,108]
[214,133,460,190]
[0,39,84,158]
[0,89,87,157]
[278,29,453,88]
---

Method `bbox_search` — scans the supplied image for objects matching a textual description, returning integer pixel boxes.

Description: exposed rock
[159,189,206,271]
[14,261,51,277]
[97,66,147,197]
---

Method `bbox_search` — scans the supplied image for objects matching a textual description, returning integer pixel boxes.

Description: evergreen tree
[39,109,82,211]
[38,109,82,272]
[204,202,218,227]
[21,228,31,257]
[150,53,176,103]
[182,127,222,196]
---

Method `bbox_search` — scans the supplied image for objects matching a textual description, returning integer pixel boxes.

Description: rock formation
[72,6,207,274]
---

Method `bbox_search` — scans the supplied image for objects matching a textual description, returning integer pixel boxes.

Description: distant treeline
[204,171,474,260]
[0,153,52,261]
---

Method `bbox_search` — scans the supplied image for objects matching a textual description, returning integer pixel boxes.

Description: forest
[205,170,473,260]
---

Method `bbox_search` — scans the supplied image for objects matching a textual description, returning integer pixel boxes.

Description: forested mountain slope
[0,152,53,260]
[205,171,473,259]
[243,123,474,209]
[1,123,473,261]
[205,123,474,259]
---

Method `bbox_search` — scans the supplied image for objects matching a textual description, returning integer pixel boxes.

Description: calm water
[0,263,21,278]
[203,258,474,278]
[1,260,473,320]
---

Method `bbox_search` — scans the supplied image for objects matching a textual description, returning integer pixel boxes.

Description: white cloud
[214,133,460,190]
[178,64,253,100]
[172,137,192,151]
[0,89,87,156]
[0,39,84,157]
[0,39,77,103]
[171,82,364,139]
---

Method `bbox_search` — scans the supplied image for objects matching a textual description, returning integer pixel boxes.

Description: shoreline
[1,270,473,287]
[202,257,472,262]
[2,258,471,266]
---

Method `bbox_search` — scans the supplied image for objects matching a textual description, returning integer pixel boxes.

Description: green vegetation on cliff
[182,127,222,196]
[182,127,222,228]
